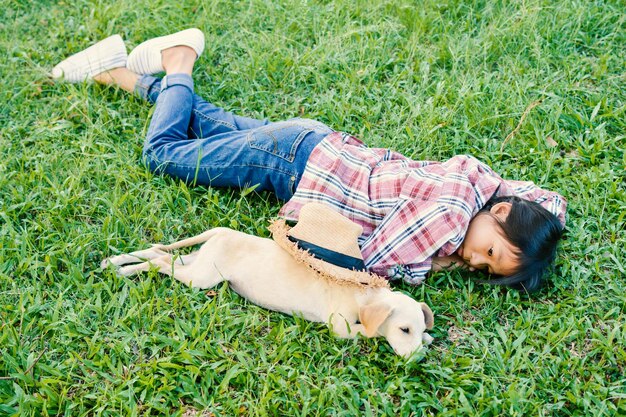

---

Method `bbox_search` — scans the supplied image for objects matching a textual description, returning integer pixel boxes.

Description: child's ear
[490,202,512,221]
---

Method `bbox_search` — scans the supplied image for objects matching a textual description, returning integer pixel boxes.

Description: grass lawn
[1,0,625,415]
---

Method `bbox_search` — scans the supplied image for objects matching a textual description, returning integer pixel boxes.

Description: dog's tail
[154,227,228,251]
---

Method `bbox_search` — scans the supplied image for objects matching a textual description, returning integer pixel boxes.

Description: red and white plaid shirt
[280,132,567,285]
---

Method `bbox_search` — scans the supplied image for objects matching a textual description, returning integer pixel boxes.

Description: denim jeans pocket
[247,121,317,162]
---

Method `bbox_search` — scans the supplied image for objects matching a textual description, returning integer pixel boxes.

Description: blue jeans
[134,74,333,201]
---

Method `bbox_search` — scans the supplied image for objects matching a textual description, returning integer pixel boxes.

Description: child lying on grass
[52,28,566,293]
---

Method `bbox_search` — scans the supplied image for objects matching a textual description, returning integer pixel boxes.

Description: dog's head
[358,292,434,358]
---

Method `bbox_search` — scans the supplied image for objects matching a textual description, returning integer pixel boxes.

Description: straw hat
[269,203,389,288]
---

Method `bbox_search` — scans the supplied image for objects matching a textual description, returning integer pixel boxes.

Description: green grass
[1,0,625,415]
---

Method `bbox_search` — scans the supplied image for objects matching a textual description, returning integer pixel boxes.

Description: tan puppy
[101,227,434,357]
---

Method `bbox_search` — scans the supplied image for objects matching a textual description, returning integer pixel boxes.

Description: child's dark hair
[478,195,564,293]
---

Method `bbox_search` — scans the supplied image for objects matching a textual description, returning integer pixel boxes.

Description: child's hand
[431,254,471,272]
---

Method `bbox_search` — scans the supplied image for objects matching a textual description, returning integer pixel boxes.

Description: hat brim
[269,219,390,289]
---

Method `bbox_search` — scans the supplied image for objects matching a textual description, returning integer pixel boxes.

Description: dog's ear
[420,303,434,330]
[359,302,393,337]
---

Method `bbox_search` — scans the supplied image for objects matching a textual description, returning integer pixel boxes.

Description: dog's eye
[400,327,410,334]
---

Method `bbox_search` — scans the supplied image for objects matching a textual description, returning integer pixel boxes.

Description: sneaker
[127,28,205,75]
[51,34,127,83]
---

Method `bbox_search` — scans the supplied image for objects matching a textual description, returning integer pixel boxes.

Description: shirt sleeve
[503,180,568,228]
[360,198,464,285]
[386,263,433,285]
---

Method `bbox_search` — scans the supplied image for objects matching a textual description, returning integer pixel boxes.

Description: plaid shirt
[280,132,567,285]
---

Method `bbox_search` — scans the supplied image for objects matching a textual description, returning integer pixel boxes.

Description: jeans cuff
[161,73,194,93]
[134,75,160,102]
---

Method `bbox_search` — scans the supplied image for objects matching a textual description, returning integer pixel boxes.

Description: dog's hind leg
[115,254,169,277]
[101,228,224,269]
[170,262,225,289]
[118,253,224,289]
[101,246,170,268]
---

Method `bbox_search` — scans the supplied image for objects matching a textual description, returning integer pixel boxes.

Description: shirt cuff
[386,265,428,286]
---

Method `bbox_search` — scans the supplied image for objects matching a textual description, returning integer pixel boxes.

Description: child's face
[456,203,520,276]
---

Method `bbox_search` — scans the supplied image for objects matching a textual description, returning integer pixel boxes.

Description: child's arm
[503,180,567,227]
[431,254,471,272]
